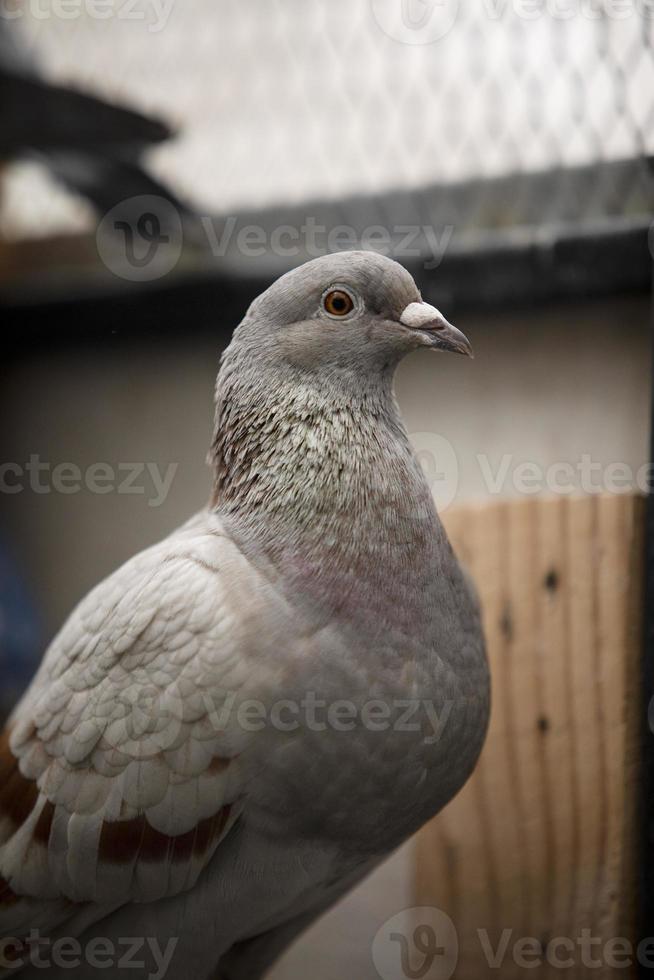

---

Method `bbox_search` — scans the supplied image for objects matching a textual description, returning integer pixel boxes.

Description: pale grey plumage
[0,251,489,980]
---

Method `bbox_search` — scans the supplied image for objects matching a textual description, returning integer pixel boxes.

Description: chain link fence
[1,0,653,299]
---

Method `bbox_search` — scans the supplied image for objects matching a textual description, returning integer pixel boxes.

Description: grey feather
[3,251,489,980]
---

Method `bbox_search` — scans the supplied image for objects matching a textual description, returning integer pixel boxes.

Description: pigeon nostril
[400,301,448,330]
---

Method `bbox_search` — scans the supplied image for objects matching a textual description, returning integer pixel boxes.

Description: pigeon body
[0,252,490,979]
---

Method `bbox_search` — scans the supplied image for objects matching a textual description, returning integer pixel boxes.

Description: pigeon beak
[399,302,473,358]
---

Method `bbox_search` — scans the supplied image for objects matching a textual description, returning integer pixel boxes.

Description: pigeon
[0,251,490,980]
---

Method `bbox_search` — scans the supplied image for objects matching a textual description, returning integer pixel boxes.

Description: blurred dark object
[0,69,170,156]
[2,156,653,344]
[2,11,653,323]
[0,535,42,723]
[0,18,191,228]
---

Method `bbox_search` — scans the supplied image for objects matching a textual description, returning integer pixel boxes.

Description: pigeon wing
[0,520,289,935]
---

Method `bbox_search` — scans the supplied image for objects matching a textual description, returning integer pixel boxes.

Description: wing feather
[0,519,283,928]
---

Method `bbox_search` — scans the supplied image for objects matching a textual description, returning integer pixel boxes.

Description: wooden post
[640,267,654,974]
[415,494,644,978]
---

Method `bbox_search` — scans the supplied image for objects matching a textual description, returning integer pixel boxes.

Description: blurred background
[1,1,653,977]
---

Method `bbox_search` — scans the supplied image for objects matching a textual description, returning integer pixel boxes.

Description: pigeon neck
[209,361,446,628]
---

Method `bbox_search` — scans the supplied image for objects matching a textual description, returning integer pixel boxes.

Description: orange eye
[323,289,354,317]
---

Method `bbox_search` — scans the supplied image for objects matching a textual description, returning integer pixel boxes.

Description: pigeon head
[231,250,472,379]
[211,251,472,512]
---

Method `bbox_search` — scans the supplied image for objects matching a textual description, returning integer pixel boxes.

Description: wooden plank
[415,494,644,978]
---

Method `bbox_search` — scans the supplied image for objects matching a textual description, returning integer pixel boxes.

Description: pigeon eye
[323,289,355,318]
